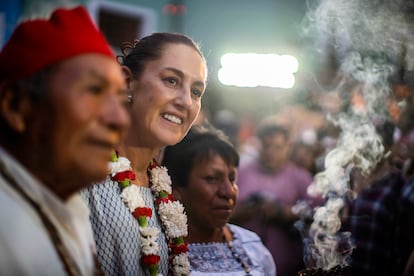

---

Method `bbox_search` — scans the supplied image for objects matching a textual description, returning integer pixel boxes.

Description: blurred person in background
[343,120,407,276]
[230,115,319,276]
[81,32,207,275]
[212,109,240,149]
[163,124,276,275]
[398,174,414,276]
[290,128,320,176]
[392,127,414,180]
[0,6,130,275]
[238,115,261,166]
[391,94,414,276]
[290,141,318,176]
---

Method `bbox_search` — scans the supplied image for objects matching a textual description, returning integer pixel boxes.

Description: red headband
[0,6,114,82]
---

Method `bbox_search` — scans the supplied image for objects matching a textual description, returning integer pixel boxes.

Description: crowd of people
[3,4,414,276]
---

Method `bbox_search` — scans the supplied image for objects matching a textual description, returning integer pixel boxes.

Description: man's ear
[0,83,31,133]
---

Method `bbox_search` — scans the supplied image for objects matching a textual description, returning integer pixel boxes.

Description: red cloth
[0,6,114,82]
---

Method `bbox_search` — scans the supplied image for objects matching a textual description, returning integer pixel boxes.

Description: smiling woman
[81,32,208,276]
[162,123,276,275]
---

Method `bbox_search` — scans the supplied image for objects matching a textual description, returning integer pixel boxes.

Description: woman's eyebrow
[164,67,184,78]
[164,67,205,89]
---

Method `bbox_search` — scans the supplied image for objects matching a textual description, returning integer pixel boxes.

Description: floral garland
[109,151,190,276]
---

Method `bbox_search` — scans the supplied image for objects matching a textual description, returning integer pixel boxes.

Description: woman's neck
[116,144,161,187]
[186,224,228,244]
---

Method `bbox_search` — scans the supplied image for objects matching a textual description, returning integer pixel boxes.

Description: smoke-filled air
[294,0,414,271]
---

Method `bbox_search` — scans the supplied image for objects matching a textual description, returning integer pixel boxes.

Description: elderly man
[0,6,130,275]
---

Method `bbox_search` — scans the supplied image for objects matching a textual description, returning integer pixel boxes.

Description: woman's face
[176,154,238,231]
[127,43,207,148]
[25,54,130,198]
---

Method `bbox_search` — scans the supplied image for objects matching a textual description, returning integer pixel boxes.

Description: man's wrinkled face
[25,54,130,197]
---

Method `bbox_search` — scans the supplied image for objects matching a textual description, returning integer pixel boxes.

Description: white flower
[140,227,160,255]
[141,237,159,255]
[150,166,172,194]
[158,201,188,238]
[120,185,145,211]
[113,155,189,276]
[140,226,160,238]
[171,253,190,275]
[109,156,131,176]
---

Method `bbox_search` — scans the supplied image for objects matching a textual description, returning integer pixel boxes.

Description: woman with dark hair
[81,33,208,275]
[163,124,276,275]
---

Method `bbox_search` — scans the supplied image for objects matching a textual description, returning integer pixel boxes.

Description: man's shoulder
[0,188,66,274]
[0,180,59,254]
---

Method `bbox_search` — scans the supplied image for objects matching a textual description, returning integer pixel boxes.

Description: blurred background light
[218,53,298,89]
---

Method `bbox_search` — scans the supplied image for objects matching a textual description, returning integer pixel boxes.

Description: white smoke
[296,0,414,270]
[304,117,385,269]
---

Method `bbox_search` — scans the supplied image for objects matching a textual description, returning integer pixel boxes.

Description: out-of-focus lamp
[218,53,299,89]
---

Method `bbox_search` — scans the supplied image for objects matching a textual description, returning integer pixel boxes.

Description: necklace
[222,226,252,275]
[109,151,190,276]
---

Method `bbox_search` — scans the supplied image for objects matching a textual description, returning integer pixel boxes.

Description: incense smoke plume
[294,0,414,270]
